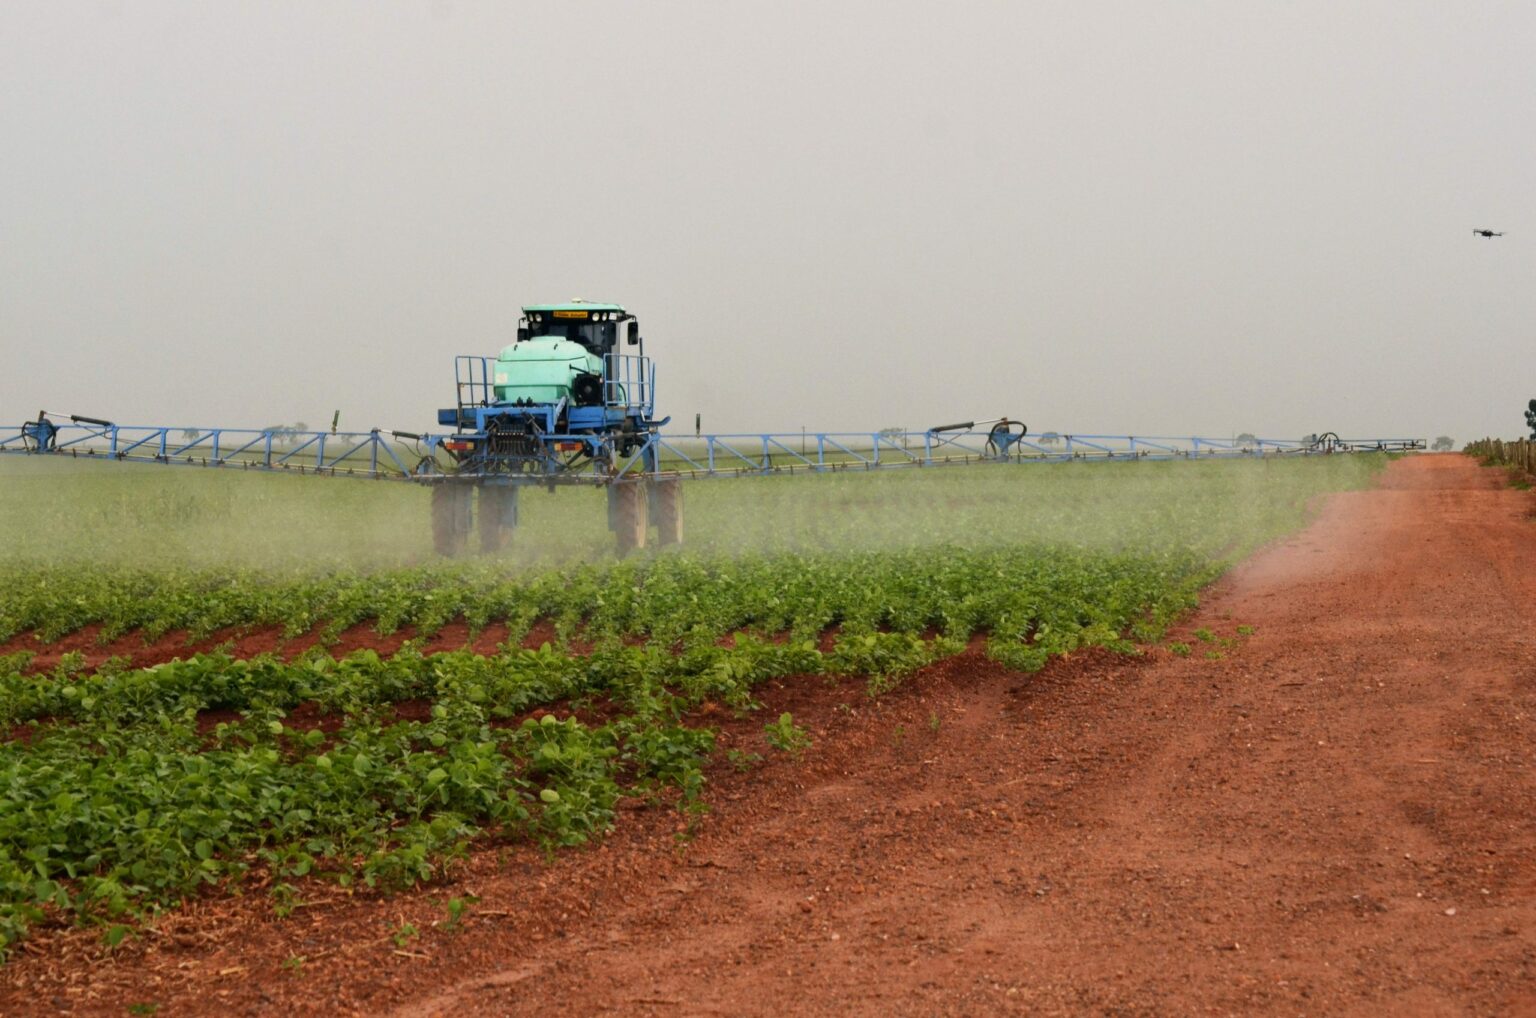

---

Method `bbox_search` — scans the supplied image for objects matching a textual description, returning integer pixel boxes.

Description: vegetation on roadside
[1466,437,1536,479]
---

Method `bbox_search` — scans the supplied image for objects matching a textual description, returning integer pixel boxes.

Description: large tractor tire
[652,478,683,546]
[609,481,648,556]
[431,484,472,557]
[478,485,519,554]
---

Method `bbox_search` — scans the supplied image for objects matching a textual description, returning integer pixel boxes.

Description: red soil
[1,621,518,675]
[4,454,1536,1016]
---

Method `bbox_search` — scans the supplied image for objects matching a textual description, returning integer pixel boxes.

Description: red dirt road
[5,454,1536,1016]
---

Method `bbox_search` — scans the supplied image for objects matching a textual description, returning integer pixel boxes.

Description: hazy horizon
[2,2,1531,443]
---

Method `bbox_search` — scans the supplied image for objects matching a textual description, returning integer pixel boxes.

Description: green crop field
[0,453,1385,955]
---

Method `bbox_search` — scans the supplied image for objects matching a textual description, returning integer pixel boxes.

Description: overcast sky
[2,1,1531,442]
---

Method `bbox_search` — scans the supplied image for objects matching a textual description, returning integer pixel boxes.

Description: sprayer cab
[516,302,643,360]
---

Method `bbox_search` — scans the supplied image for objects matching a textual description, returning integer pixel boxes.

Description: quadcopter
[1473,228,1505,238]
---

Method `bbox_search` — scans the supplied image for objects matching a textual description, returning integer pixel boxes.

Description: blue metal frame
[0,423,422,479]
[426,349,662,482]
[603,353,654,417]
[642,430,1424,478]
[0,421,1425,485]
[453,356,496,411]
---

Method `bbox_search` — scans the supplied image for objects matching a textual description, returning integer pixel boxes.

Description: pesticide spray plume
[0,421,1391,577]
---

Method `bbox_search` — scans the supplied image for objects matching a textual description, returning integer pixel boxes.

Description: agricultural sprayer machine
[3,299,1426,555]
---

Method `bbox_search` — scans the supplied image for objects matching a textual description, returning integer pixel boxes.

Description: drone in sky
[1473,228,1506,238]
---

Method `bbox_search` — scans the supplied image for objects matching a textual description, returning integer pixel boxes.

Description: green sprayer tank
[492,338,604,403]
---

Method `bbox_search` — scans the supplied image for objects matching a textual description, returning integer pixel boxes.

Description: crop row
[0,620,1092,956]
[0,639,781,955]
[0,544,1214,652]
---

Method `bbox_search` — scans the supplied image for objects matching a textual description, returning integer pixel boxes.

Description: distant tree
[1300,433,1318,446]
[1235,432,1258,448]
[262,422,310,447]
[181,428,201,442]
[1526,400,1536,440]
[1431,436,1455,452]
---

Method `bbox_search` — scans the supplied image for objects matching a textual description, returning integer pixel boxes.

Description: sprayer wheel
[431,484,472,557]
[479,485,517,554]
[613,481,648,556]
[654,478,683,546]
